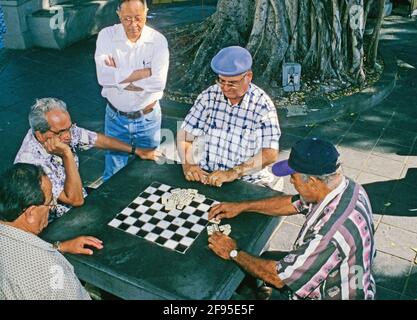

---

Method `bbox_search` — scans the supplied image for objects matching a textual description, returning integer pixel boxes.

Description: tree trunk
[367,0,385,68]
[166,0,381,95]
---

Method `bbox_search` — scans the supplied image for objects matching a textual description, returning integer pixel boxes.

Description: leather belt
[107,100,156,119]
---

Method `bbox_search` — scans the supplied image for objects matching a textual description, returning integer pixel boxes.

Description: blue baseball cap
[210,46,253,76]
[272,138,340,177]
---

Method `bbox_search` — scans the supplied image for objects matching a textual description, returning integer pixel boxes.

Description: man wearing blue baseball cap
[208,137,376,300]
[177,46,282,190]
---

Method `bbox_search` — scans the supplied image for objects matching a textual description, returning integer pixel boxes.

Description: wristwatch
[130,145,136,155]
[229,249,239,259]
[52,241,61,252]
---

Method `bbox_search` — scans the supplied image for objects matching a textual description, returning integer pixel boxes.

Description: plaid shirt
[14,126,97,218]
[181,83,281,183]
[278,178,376,300]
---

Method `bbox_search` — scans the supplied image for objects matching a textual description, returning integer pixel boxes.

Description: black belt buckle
[108,102,144,119]
[127,109,144,119]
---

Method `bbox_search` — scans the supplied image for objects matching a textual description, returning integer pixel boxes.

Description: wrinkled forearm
[233,251,285,289]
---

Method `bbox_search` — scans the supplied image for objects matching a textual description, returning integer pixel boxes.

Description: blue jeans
[103,103,161,181]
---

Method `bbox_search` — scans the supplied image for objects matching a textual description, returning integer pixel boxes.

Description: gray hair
[118,0,147,10]
[300,166,342,189]
[28,98,68,133]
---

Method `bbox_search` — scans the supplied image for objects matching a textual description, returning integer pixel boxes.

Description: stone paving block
[277,149,291,161]
[363,154,405,179]
[357,172,396,199]
[338,132,380,152]
[376,286,403,300]
[368,195,391,216]
[337,146,371,170]
[342,166,361,180]
[306,125,347,143]
[371,140,412,162]
[406,154,417,167]
[282,126,312,137]
[279,133,305,151]
[404,265,417,298]
[357,109,393,127]
[375,223,417,261]
[350,120,385,134]
[267,221,300,252]
[384,200,417,220]
[385,181,417,214]
[284,214,306,227]
[319,118,353,131]
[282,175,297,195]
[379,127,417,148]
[400,165,416,187]
[373,213,383,228]
[389,118,417,134]
[373,250,412,293]
[381,215,417,234]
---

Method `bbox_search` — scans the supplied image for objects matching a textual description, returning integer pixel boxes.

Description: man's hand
[130,68,152,80]
[209,202,245,221]
[208,232,237,260]
[59,236,103,255]
[135,148,161,161]
[206,169,239,187]
[43,137,72,157]
[120,68,152,84]
[105,55,116,68]
[182,163,209,184]
[124,83,144,92]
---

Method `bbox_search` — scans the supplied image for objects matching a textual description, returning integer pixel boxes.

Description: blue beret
[210,46,253,76]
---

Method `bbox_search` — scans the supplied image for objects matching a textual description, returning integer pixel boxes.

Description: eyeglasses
[216,72,248,89]
[43,198,58,212]
[121,15,146,24]
[48,123,75,138]
[20,198,57,215]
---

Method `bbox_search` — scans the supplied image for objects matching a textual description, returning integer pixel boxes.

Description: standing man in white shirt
[95,0,169,181]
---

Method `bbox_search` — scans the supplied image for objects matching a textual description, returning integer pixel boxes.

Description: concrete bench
[1,0,119,49]
[28,0,119,49]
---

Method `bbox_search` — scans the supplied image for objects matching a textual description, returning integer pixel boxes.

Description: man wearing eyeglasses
[0,164,103,299]
[14,98,158,220]
[95,0,169,181]
[177,46,282,189]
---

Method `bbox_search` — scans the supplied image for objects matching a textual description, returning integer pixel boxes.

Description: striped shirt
[278,177,376,300]
[181,83,281,183]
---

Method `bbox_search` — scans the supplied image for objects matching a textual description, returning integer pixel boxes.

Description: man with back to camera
[0,164,103,299]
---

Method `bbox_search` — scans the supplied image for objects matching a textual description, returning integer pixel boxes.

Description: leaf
[384,202,392,207]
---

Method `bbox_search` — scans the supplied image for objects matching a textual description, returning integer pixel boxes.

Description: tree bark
[367,0,385,68]
[166,0,382,95]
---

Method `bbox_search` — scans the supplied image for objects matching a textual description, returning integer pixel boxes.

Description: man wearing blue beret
[208,138,376,300]
[177,46,282,189]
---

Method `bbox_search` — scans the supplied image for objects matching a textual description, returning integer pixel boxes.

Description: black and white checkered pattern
[108,182,218,254]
